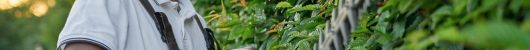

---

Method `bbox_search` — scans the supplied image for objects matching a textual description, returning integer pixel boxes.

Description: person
[56,0,214,50]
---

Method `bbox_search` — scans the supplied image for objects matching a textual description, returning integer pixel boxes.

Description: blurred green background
[0,0,74,50]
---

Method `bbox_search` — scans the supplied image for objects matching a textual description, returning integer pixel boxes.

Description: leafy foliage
[348,0,530,50]
[194,0,334,49]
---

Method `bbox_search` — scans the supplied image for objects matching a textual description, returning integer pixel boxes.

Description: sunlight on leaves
[30,2,48,17]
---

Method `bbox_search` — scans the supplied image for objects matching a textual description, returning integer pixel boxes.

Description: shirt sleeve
[57,0,119,50]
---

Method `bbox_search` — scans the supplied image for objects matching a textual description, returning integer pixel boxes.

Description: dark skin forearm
[64,43,104,50]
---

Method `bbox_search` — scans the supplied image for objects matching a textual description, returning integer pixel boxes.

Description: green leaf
[295,39,311,50]
[435,27,463,42]
[462,21,530,49]
[430,6,452,29]
[452,0,468,15]
[275,2,293,9]
[287,4,320,13]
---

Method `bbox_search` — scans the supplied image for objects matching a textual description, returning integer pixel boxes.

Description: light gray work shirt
[56,0,209,50]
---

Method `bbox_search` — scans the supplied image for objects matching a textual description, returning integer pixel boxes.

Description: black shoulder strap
[193,15,221,50]
[138,0,180,50]
[139,0,156,17]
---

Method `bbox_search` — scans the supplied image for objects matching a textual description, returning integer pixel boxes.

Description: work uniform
[56,0,209,50]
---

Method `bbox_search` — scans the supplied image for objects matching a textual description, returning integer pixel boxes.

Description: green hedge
[194,0,530,50]
[194,0,333,50]
[349,0,530,50]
